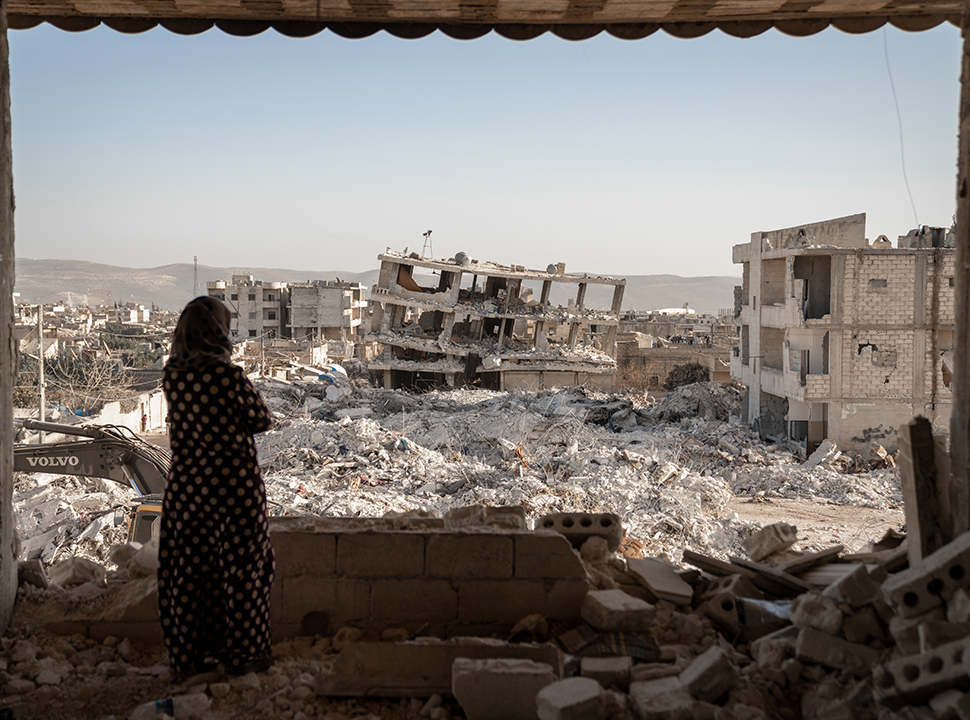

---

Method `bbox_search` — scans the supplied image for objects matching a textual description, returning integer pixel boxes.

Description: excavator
[14,419,170,544]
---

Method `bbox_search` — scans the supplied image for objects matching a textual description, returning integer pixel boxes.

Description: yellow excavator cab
[127,494,163,544]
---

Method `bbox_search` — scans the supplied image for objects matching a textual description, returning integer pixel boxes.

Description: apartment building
[367,250,625,391]
[288,281,367,342]
[208,275,288,340]
[731,213,954,455]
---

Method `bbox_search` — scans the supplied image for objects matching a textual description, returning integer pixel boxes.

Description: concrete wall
[45,518,590,644]
[96,390,168,434]
[269,518,589,639]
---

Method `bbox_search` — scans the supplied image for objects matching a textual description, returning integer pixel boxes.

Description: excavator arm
[14,420,170,496]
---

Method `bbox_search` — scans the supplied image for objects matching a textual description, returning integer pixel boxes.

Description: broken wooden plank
[728,557,813,596]
[898,416,949,565]
[781,545,843,576]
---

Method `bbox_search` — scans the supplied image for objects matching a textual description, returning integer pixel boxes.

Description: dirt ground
[727,495,905,554]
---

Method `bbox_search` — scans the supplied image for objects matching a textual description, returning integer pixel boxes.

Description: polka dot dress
[158,361,274,675]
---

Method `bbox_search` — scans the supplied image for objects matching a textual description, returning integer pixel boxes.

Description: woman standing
[159,296,274,677]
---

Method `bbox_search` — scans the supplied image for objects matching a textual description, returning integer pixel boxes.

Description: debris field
[4,380,930,720]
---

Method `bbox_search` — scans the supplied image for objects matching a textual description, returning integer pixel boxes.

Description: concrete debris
[5,380,927,720]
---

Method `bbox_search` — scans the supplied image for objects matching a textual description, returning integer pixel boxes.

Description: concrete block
[316,637,563,697]
[581,590,656,633]
[280,576,370,629]
[930,689,970,719]
[677,646,739,702]
[948,588,970,624]
[371,579,458,624]
[537,513,622,552]
[919,621,970,652]
[626,558,693,606]
[698,573,762,602]
[889,607,947,655]
[822,562,887,608]
[698,593,739,637]
[841,606,889,645]
[873,633,970,708]
[882,530,970,618]
[272,530,336,576]
[742,523,797,562]
[546,580,590,621]
[515,533,586,579]
[336,532,425,577]
[426,534,514,580]
[452,658,556,720]
[536,677,605,720]
[459,580,545,623]
[18,559,49,589]
[790,592,843,635]
[795,627,882,678]
[628,676,694,720]
[581,655,632,692]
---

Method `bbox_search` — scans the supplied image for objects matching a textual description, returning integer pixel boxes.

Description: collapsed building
[731,213,955,456]
[367,251,625,392]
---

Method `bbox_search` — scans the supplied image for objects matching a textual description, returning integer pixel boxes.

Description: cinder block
[698,573,762,602]
[536,513,622,552]
[919,621,970,653]
[841,606,889,645]
[536,677,605,720]
[459,580,545,623]
[823,563,887,608]
[795,627,882,678]
[678,646,739,702]
[581,589,656,633]
[580,655,632,692]
[742,523,797,562]
[882,530,970,618]
[452,658,556,720]
[628,676,694,720]
[873,634,970,708]
[791,592,843,635]
[371,579,457,624]
[889,607,947,655]
[280,576,370,629]
[426,534,514,580]
[337,532,425,578]
[272,530,336,577]
[515,533,586,580]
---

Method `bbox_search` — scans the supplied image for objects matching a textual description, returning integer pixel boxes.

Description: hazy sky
[9,22,962,278]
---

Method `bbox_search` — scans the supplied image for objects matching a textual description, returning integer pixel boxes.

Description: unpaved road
[726,495,905,554]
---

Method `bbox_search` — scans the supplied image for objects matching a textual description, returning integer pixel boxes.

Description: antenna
[422,230,433,259]
[193,256,199,297]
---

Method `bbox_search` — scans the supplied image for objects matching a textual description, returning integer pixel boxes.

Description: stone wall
[270,517,589,640]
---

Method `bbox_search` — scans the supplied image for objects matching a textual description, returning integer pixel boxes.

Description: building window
[248,330,257,337]
[268,311,276,320]
[950,277,955,287]
[249,312,257,320]
[267,294,276,302]
[230,312,237,319]
[231,293,238,301]
[249,293,256,301]
[868,279,887,289]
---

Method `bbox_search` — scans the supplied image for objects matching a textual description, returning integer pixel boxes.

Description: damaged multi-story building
[207,275,367,344]
[731,213,954,455]
[367,250,625,391]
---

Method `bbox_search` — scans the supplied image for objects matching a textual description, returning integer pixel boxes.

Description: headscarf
[167,296,233,371]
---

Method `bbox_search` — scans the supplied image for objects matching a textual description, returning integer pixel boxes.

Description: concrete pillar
[0,0,15,634]
[953,3,970,532]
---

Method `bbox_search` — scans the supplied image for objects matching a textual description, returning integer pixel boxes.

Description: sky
[8,21,963,278]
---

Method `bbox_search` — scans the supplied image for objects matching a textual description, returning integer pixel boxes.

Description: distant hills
[14,258,740,316]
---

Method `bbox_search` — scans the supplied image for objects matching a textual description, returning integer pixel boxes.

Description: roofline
[8,15,960,39]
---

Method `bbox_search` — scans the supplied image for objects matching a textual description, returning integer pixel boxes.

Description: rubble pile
[11,382,904,569]
[6,513,969,720]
